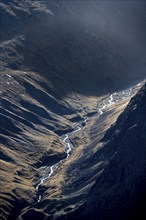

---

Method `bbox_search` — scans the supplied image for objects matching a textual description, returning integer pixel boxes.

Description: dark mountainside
[0,1,146,220]
[73,83,146,220]
[1,0,145,96]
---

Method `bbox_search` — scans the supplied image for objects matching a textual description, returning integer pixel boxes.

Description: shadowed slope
[1,0,145,97]
[74,83,146,220]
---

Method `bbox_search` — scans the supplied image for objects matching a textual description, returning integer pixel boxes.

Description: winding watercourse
[35,82,143,202]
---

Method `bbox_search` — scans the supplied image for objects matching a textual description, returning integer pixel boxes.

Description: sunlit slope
[0,70,75,220]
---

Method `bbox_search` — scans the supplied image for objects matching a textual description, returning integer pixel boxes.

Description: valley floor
[16,81,145,220]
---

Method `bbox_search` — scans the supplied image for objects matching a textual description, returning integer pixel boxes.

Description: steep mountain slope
[0,70,75,220]
[0,1,145,220]
[71,83,146,220]
[1,0,145,96]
